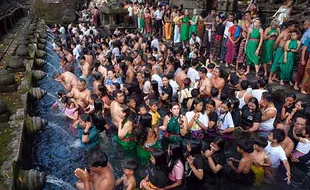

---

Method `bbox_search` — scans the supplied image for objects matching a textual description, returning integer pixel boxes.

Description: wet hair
[240,80,249,90]
[210,87,219,97]
[213,137,226,150]
[199,67,207,74]
[133,113,152,145]
[90,94,98,101]
[94,99,103,112]
[207,63,215,69]
[120,104,131,120]
[305,125,310,136]
[191,88,199,98]
[183,78,191,87]
[229,97,240,110]
[188,139,202,156]
[52,71,61,79]
[113,89,123,100]
[191,58,199,66]
[93,72,102,81]
[151,80,160,98]
[57,90,65,98]
[248,97,259,111]
[98,84,108,96]
[261,92,273,103]
[88,151,108,168]
[80,114,91,122]
[237,139,254,153]
[253,136,268,148]
[124,159,138,171]
[151,149,167,174]
[190,98,203,111]
[113,82,121,90]
[257,78,268,88]
[79,78,87,85]
[168,142,184,173]
[206,99,216,108]
[285,93,297,100]
[221,100,232,110]
[271,128,286,143]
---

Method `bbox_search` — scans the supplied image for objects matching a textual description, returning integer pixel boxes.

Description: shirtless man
[269,21,296,83]
[84,50,93,66]
[75,151,115,190]
[110,90,125,127]
[80,56,91,78]
[175,65,189,90]
[53,71,78,92]
[227,139,254,184]
[276,122,294,157]
[67,79,91,110]
[211,67,225,99]
[63,47,73,63]
[198,67,212,99]
[125,57,135,84]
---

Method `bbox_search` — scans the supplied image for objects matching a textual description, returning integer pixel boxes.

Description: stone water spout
[32,70,46,81]
[34,59,47,67]
[38,38,47,44]
[17,169,45,190]
[30,87,46,99]
[27,116,48,132]
[37,43,45,50]
[35,50,47,58]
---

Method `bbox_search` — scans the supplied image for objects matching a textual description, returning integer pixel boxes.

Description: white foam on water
[45,175,76,190]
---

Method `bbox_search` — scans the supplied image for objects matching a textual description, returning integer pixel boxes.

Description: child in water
[292,125,310,158]
[63,97,79,121]
[251,137,271,186]
[115,159,138,190]
[51,90,66,108]
[227,139,255,186]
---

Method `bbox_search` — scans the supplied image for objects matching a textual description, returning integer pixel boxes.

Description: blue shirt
[304,38,310,52]
[105,78,122,86]
[77,124,99,150]
[301,28,310,44]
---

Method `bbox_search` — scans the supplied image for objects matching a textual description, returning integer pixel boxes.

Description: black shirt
[241,106,261,130]
[215,23,225,36]
[162,84,173,105]
[231,109,241,128]
[204,151,226,184]
[148,165,167,188]
[187,154,204,183]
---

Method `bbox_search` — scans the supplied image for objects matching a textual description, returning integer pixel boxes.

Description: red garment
[228,25,237,41]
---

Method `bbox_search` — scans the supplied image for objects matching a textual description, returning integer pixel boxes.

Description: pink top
[65,107,76,117]
[168,160,184,182]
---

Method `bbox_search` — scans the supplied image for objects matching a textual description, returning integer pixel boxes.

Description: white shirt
[217,111,234,130]
[189,36,201,45]
[251,89,268,102]
[296,138,310,154]
[151,39,159,50]
[169,80,179,97]
[154,10,163,20]
[186,111,209,131]
[151,74,162,94]
[128,6,133,17]
[187,67,200,87]
[112,47,120,57]
[224,21,233,37]
[260,108,277,131]
[265,141,287,168]
[73,47,80,60]
[59,26,66,35]
[207,72,213,79]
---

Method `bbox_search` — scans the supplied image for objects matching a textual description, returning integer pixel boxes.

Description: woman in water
[160,102,188,148]
[114,105,136,151]
[140,149,168,189]
[240,97,262,132]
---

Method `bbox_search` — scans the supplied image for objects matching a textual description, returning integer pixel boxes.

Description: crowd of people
[49,0,310,189]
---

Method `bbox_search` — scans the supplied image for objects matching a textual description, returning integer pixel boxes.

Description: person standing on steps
[245,18,264,77]
[268,21,297,84]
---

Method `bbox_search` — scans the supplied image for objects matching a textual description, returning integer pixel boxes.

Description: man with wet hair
[110,90,125,127]
[67,78,91,111]
[53,71,78,92]
[75,151,115,190]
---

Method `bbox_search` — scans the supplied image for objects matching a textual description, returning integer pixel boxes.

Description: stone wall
[32,0,87,24]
